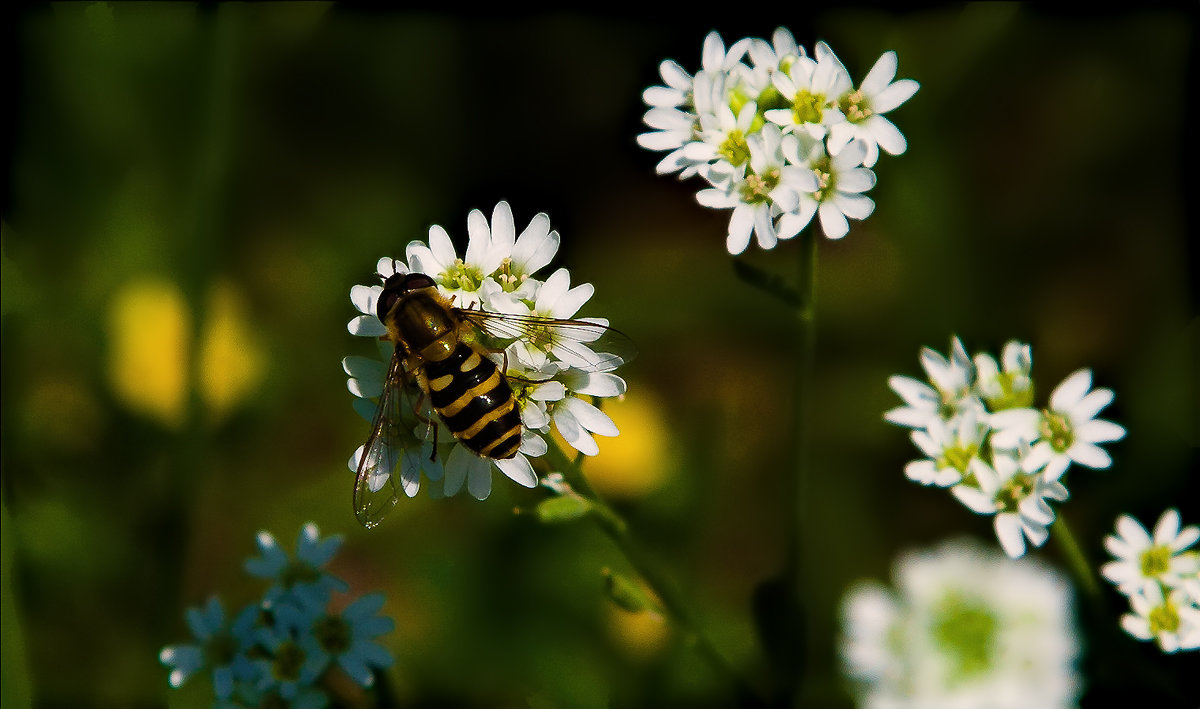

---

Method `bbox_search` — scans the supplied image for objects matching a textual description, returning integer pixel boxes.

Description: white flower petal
[427,225,458,271]
[1076,419,1125,443]
[639,131,689,151]
[348,315,387,337]
[872,79,920,114]
[837,168,876,195]
[351,285,381,316]
[726,205,755,255]
[817,202,849,239]
[519,430,548,457]
[1153,509,1181,545]
[553,283,595,319]
[1068,442,1111,469]
[951,485,996,514]
[443,445,471,496]
[832,193,875,220]
[553,404,599,456]
[995,514,1027,558]
[466,457,492,501]
[570,372,625,398]
[494,454,538,488]
[753,204,778,250]
[864,115,907,157]
[562,397,619,437]
[1050,369,1092,411]
[858,51,898,95]
[512,215,558,275]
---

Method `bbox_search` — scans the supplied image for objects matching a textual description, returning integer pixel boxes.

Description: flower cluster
[345,201,629,501]
[1101,508,1200,653]
[839,538,1080,708]
[637,28,919,252]
[885,337,1126,558]
[160,523,395,708]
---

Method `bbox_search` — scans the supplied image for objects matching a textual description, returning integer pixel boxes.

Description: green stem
[1051,514,1102,601]
[543,439,763,705]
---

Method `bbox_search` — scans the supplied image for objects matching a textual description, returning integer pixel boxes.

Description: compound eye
[400,273,436,291]
[375,289,401,321]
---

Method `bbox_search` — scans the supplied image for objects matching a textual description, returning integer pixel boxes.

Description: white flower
[1120,583,1200,653]
[826,49,920,168]
[685,96,757,179]
[1102,508,1200,597]
[746,27,803,74]
[951,451,1069,558]
[700,30,752,74]
[973,340,1034,411]
[989,368,1126,481]
[885,336,979,429]
[696,125,819,255]
[839,538,1080,708]
[641,58,694,111]
[780,136,875,240]
[764,41,850,140]
[405,203,511,309]
[637,31,917,250]
[488,206,559,299]
[636,31,751,178]
[905,410,988,487]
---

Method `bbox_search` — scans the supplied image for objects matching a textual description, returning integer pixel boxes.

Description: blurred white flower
[885,336,979,429]
[1120,583,1200,653]
[904,409,988,487]
[1102,508,1200,597]
[951,450,1069,558]
[839,538,1080,708]
[973,340,1034,411]
[989,368,1125,481]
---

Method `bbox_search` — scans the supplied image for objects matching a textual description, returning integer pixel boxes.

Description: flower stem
[1051,514,1102,601]
[543,439,763,705]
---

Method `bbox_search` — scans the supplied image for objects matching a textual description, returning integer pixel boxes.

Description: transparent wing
[353,348,413,529]
[457,308,636,373]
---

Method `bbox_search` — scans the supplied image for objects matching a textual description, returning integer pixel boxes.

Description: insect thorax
[386,290,460,361]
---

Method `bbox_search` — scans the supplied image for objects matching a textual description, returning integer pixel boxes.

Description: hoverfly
[352,269,633,528]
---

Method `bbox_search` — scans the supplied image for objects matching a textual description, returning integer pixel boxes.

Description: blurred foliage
[2,3,1196,707]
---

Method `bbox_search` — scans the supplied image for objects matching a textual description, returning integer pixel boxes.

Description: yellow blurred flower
[107,277,264,427]
[199,281,265,422]
[107,279,190,427]
[605,600,669,660]
[574,392,671,498]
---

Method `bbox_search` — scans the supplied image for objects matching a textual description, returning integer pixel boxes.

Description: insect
[353,270,633,528]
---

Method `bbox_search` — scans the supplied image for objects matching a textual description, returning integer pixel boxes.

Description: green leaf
[603,569,658,615]
[535,495,592,524]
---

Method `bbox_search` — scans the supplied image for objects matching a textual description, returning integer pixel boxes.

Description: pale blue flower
[159,597,258,699]
[244,522,349,608]
[291,592,396,688]
[249,605,329,702]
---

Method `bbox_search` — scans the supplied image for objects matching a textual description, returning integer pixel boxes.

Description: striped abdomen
[423,343,522,459]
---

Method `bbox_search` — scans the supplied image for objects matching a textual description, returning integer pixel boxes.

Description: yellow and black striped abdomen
[423,343,522,459]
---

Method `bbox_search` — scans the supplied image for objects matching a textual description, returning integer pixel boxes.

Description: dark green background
[3,4,1196,706]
